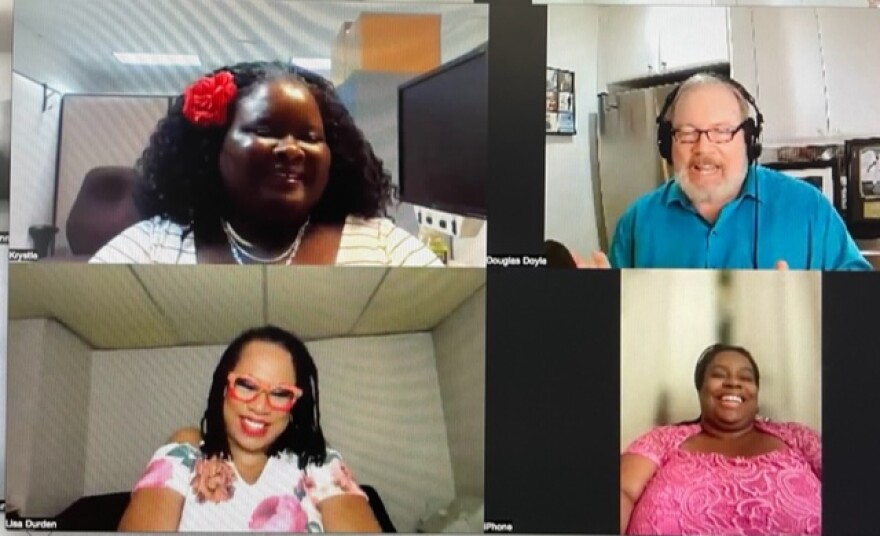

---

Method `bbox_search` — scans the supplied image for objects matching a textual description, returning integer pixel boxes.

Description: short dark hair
[200,325,327,469]
[693,343,761,390]
[675,343,761,426]
[134,60,392,243]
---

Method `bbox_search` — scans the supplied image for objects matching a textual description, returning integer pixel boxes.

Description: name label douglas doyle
[5,518,58,530]
[486,255,548,268]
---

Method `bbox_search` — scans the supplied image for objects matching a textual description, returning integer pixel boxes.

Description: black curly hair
[200,325,327,470]
[133,61,393,244]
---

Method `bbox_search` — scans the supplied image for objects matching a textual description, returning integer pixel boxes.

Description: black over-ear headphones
[656,73,764,166]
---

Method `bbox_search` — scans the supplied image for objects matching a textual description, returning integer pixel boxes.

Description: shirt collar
[665,165,762,208]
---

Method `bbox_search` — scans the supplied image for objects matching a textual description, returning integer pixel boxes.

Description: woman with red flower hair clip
[90,61,442,266]
[118,325,382,532]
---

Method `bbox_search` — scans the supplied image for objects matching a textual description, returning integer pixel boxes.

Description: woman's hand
[318,494,382,533]
[573,251,612,269]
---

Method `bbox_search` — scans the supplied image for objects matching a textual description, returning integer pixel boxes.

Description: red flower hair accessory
[182,71,237,126]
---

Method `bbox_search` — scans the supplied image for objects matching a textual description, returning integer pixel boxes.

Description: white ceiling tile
[131,265,265,346]
[9,264,485,349]
[8,263,176,348]
[352,267,485,335]
[266,266,387,340]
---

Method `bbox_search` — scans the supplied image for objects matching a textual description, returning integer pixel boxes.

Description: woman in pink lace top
[619,344,821,535]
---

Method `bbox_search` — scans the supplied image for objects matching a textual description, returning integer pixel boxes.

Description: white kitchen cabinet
[597,6,730,89]
[817,8,880,138]
[539,0,868,5]
[657,7,730,73]
[736,0,804,7]
[728,7,758,91]
[731,0,867,5]
[597,7,659,88]
[752,7,828,143]
[728,6,878,144]
[730,7,828,144]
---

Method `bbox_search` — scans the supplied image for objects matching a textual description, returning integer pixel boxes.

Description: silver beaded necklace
[222,218,310,265]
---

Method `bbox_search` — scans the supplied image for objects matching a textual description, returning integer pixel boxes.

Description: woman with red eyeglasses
[118,326,381,532]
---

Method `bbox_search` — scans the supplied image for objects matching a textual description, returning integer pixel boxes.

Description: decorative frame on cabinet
[845,137,880,223]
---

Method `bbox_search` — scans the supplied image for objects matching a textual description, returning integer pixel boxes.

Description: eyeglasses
[226,373,303,411]
[672,121,748,144]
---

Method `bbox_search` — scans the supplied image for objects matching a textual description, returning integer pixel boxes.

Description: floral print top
[133,442,368,532]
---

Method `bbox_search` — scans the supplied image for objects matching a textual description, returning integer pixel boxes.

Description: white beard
[675,164,748,205]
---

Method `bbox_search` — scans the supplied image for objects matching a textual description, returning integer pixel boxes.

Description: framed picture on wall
[546,67,575,135]
[546,68,557,91]
[765,160,841,213]
[845,138,880,222]
[546,91,558,112]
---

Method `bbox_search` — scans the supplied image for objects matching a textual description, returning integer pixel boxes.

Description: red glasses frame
[226,373,303,411]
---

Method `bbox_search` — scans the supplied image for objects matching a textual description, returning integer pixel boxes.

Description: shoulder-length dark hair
[200,325,327,469]
[134,60,392,244]
[676,343,761,425]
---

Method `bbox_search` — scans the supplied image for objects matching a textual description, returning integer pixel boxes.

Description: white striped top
[89,215,444,267]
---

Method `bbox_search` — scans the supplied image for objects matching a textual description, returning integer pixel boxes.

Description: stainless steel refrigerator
[0,97,9,199]
[595,83,678,251]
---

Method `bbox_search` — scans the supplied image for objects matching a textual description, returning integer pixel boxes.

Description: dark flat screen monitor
[398,45,487,218]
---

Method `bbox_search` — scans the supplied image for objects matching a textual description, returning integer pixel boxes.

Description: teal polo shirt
[609,166,871,270]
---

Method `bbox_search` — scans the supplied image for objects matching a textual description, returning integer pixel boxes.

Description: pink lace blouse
[624,420,821,535]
